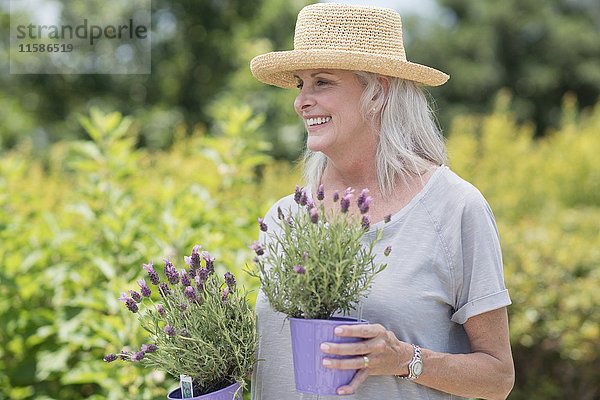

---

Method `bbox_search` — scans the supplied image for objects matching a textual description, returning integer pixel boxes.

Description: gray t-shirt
[251,166,511,399]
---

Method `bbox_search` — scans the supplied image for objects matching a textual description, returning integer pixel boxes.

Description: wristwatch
[397,344,423,380]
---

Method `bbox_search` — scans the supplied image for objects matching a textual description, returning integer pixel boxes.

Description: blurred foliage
[1,96,598,399]
[407,0,600,135]
[3,0,599,159]
[0,106,298,399]
[0,0,310,156]
[448,92,599,400]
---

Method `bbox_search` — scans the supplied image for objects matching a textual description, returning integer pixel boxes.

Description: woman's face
[293,69,375,158]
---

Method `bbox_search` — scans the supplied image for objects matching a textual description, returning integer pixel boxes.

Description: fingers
[322,354,372,370]
[321,336,386,356]
[334,323,386,338]
[321,339,372,356]
[336,368,369,395]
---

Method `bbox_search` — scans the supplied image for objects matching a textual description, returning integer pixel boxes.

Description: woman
[249,3,514,399]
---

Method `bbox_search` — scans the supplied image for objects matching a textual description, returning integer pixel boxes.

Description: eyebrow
[293,70,338,80]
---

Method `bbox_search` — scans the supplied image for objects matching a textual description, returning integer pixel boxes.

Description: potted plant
[104,245,257,400]
[249,185,390,395]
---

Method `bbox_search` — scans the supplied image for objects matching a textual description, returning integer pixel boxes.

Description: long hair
[301,71,447,197]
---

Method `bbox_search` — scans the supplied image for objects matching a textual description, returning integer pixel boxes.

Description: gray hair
[301,71,447,197]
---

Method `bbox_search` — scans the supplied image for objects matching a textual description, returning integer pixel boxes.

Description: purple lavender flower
[184,245,202,270]
[357,189,373,214]
[224,272,236,290]
[129,290,142,303]
[156,304,166,317]
[184,286,197,301]
[143,262,159,285]
[137,279,152,297]
[119,292,139,313]
[286,216,294,226]
[384,245,392,256]
[222,287,230,302]
[293,264,306,274]
[249,241,264,256]
[305,198,314,210]
[299,190,308,206]
[158,283,171,297]
[317,184,325,201]
[119,350,131,361]
[258,217,268,232]
[196,268,209,284]
[202,251,215,273]
[333,190,340,202]
[131,351,145,362]
[164,258,179,285]
[141,344,158,353]
[309,207,319,224]
[164,325,176,337]
[357,188,369,206]
[340,194,352,213]
[384,214,392,223]
[361,215,370,231]
[103,353,117,362]
[181,270,191,287]
[178,302,187,312]
[294,185,303,204]
[359,196,373,214]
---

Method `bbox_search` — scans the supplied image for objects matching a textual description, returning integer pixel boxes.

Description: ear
[371,75,390,102]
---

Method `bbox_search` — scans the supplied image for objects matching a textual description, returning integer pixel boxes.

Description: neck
[321,158,381,196]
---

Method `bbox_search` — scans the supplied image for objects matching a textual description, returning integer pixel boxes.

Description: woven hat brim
[251,49,449,88]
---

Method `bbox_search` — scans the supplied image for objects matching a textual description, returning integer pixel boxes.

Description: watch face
[413,360,423,376]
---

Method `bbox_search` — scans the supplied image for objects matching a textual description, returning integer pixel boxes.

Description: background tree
[405,0,600,135]
[0,0,309,151]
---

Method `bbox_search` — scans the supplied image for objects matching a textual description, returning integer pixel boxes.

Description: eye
[316,79,329,86]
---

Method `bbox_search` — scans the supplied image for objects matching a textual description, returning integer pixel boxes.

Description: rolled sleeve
[451,289,511,324]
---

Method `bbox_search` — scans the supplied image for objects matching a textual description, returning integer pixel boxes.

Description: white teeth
[306,117,331,126]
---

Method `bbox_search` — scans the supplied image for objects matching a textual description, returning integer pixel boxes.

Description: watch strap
[395,344,422,380]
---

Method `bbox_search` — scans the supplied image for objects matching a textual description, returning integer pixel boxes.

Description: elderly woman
[249,3,514,399]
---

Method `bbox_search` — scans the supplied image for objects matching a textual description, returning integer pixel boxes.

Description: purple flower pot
[167,382,242,400]
[289,317,367,395]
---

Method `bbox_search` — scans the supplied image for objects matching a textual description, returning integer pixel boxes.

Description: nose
[294,86,315,115]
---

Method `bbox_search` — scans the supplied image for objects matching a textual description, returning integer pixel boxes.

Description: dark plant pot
[167,381,242,400]
[289,317,368,395]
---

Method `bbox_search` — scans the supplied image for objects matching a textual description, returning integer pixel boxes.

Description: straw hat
[250,3,449,88]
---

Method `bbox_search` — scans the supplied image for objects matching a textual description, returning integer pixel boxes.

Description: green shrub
[448,92,599,400]
[0,106,295,399]
[1,93,597,399]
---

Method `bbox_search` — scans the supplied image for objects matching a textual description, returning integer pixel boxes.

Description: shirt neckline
[366,165,446,233]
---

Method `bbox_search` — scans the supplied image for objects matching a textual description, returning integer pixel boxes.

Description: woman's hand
[322,309,515,399]
[320,323,412,395]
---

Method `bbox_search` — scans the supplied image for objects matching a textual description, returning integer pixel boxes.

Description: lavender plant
[249,185,390,320]
[104,245,257,395]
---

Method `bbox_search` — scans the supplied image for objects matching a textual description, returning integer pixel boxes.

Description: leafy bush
[0,106,295,399]
[448,92,599,400]
[0,93,598,399]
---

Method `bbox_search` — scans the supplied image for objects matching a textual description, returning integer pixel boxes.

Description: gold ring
[363,355,370,368]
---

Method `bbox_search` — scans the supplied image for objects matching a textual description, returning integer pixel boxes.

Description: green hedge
[0,106,296,399]
[448,92,599,400]
[1,94,598,399]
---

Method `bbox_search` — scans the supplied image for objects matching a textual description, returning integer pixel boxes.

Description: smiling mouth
[306,117,331,126]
